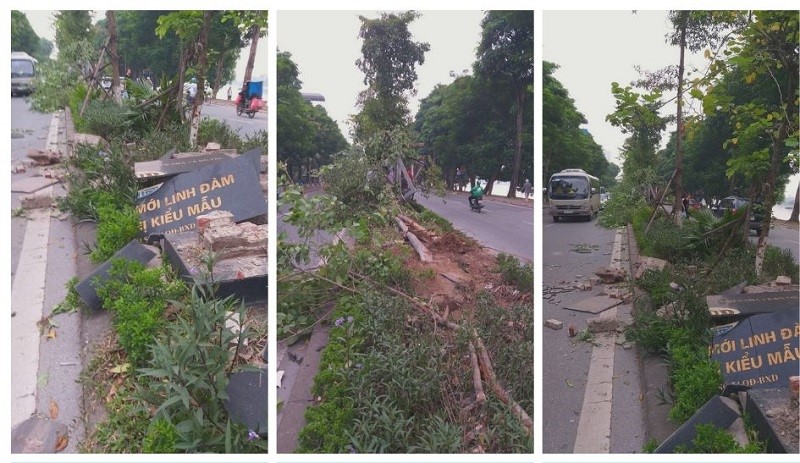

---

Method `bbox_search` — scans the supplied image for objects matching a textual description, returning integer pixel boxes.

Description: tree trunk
[790,182,799,223]
[243,25,260,84]
[508,85,524,198]
[106,11,121,104]
[673,14,687,225]
[213,54,224,100]
[189,12,212,148]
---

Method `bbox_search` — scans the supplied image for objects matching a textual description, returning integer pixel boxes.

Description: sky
[544,10,799,203]
[19,10,268,93]
[277,10,485,142]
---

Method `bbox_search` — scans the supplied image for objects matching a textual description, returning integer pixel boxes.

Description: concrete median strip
[10,208,51,428]
[572,228,626,453]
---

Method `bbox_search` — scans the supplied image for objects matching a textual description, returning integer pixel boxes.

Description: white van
[11,51,37,96]
[547,168,602,222]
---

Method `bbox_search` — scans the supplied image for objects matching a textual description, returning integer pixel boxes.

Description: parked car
[712,195,765,236]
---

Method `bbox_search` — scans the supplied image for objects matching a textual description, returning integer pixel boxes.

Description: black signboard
[75,240,156,310]
[707,291,799,319]
[134,152,234,180]
[710,310,800,392]
[655,395,740,453]
[136,150,266,236]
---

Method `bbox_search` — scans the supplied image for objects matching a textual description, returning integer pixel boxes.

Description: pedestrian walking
[523,179,532,199]
[227,87,232,100]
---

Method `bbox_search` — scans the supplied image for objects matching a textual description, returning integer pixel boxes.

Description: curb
[625,224,679,445]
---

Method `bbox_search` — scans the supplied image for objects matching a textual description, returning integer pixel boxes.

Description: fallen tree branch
[474,333,533,435]
[394,216,409,236]
[398,214,429,235]
[469,342,487,404]
[406,231,433,262]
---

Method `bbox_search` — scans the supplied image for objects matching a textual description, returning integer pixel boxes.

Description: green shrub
[137,284,265,453]
[142,417,178,453]
[56,144,137,220]
[198,118,244,151]
[496,254,534,293]
[763,245,799,283]
[674,423,765,453]
[91,201,141,263]
[598,186,648,228]
[96,260,185,366]
[82,99,134,141]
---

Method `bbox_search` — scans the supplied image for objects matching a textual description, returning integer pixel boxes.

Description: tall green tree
[223,11,268,84]
[703,10,798,274]
[11,11,42,57]
[353,11,429,149]
[54,11,94,64]
[277,51,347,181]
[475,11,533,197]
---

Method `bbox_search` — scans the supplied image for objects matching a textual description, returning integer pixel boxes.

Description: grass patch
[496,254,533,294]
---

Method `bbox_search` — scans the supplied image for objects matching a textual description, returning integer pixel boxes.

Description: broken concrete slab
[75,240,156,310]
[198,211,267,260]
[544,319,563,330]
[26,148,60,165]
[587,307,619,333]
[134,152,235,181]
[136,150,267,236]
[634,256,670,280]
[655,395,743,453]
[595,266,626,284]
[746,388,799,453]
[225,367,267,437]
[73,133,105,147]
[774,276,793,286]
[20,188,54,210]
[710,310,800,393]
[706,291,799,319]
[565,295,623,314]
[162,229,266,304]
[10,177,59,194]
[11,417,68,453]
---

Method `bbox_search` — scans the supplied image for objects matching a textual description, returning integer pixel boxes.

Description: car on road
[712,195,765,236]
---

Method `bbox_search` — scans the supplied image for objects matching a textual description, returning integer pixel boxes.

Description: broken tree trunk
[406,231,433,263]
[394,216,409,236]
[469,342,487,404]
[475,334,533,435]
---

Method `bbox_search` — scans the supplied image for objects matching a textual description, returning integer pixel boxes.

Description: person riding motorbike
[469,182,484,207]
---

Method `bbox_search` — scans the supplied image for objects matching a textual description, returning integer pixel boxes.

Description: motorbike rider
[469,181,484,207]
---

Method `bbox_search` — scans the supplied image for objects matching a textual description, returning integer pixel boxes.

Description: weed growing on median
[674,423,765,453]
[495,254,533,293]
[90,199,141,263]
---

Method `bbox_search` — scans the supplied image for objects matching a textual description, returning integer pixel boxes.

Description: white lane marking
[522,221,534,226]
[572,228,625,453]
[10,207,51,428]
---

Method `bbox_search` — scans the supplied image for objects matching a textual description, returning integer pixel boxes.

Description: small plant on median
[96,259,186,366]
[90,200,141,263]
[674,423,765,453]
[137,282,265,453]
[496,253,533,293]
[57,144,137,220]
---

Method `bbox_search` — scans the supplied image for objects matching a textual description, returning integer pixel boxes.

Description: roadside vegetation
[18,9,270,453]
[559,10,800,453]
[277,11,533,453]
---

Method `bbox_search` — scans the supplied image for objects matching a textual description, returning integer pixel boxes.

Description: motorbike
[235,81,264,119]
[469,198,484,212]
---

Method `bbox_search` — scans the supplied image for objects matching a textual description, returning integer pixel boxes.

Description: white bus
[11,51,37,96]
[547,168,602,222]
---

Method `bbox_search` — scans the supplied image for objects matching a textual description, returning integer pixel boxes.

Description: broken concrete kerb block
[587,309,618,333]
[544,319,563,330]
[595,266,626,284]
[197,210,267,260]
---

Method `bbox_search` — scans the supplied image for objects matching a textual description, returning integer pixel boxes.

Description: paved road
[200,99,266,139]
[416,192,533,262]
[10,97,84,451]
[541,211,646,453]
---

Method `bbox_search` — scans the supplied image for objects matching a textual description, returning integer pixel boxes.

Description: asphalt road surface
[415,192,533,262]
[200,99,266,139]
[541,211,647,453]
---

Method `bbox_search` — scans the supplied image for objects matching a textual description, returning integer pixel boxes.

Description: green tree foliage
[277,51,348,182]
[353,11,429,144]
[54,11,94,64]
[116,11,182,80]
[543,61,615,186]
[475,11,533,197]
[11,11,52,61]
